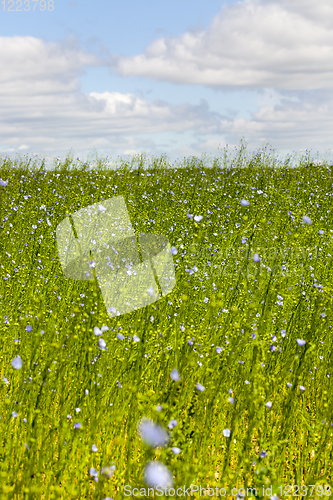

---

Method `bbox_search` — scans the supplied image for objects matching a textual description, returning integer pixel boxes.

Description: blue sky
[1,0,333,169]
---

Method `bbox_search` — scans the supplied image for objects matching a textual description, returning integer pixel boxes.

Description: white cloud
[275,0,333,28]
[107,0,333,90]
[0,36,226,162]
[1,0,333,166]
[0,34,100,86]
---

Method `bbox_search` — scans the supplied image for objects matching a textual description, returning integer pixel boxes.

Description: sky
[1,0,333,170]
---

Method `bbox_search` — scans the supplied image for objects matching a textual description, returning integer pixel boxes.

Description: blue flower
[171,447,181,454]
[168,419,177,429]
[138,418,170,448]
[11,356,22,369]
[143,461,173,488]
[170,369,180,381]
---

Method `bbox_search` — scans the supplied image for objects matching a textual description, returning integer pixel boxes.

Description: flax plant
[0,142,332,499]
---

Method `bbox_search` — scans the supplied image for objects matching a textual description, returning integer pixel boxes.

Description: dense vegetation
[0,142,332,499]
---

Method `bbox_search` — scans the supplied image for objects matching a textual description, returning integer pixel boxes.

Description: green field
[0,142,332,499]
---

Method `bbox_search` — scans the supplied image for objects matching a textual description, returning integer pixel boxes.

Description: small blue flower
[99,338,106,350]
[170,369,180,381]
[89,468,99,481]
[11,356,22,369]
[138,418,170,448]
[101,465,116,478]
[171,447,181,454]
[168,419,177,429]
[143,461,173,488]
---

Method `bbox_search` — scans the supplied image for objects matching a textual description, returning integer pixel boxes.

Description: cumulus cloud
[0,0,333,166]
[107,0,333,91]
[0,35,227,163]
[275,0,333,28]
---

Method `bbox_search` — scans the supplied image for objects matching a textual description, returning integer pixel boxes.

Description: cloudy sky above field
[1,0,333,169]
